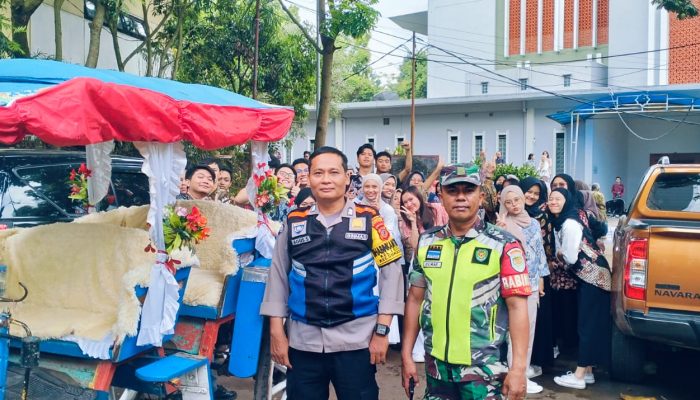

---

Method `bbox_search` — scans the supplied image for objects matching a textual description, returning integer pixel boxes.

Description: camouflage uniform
[410,223,531,400]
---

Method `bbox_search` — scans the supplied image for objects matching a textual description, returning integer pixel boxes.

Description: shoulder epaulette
[354,204,378,216]
[422,224,445,236]
[287,208,310,220]
[481,223,519,244]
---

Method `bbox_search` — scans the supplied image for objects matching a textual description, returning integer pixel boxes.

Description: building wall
[668,0,700,84]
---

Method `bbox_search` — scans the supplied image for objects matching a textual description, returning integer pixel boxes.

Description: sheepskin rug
[0,223,155,342]
[75,201,262,308]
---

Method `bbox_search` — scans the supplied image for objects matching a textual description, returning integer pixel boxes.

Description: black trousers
[286,347,379,400]
[577,280,612,368]
[552,287,578,351]
[531,276,554,368]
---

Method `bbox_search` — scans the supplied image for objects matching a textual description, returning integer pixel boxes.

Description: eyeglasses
[295,168,309,174]
[277,171,294,179]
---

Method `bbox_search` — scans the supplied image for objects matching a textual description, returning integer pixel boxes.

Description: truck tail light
[624,238,648,301]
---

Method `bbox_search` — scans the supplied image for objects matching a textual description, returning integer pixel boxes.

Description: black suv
[0,149,150,228]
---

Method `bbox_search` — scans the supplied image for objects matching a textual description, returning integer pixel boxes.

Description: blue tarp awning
[547,91,700,125]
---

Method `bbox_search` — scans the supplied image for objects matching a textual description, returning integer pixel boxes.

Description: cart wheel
[254,318,287,400]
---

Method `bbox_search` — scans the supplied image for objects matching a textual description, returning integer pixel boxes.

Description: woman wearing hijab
[497,186,548,395]
[519,177,555,375]
[380,173,398,204]
[548,188,612,390]
[551,174,607,240]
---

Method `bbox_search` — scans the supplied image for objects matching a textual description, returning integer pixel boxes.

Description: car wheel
[610,323,645,383]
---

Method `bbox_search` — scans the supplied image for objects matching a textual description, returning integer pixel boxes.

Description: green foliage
[652,0,699,19]
[493,163,539,181]
[177,0,315,120]
[333,35,381,103]
[390,48,427,100]
[324,0,380,40]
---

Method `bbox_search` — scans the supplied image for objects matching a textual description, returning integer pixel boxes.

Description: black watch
[374,323,390,337]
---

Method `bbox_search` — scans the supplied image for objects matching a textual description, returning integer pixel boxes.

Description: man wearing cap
[401,163,531,400]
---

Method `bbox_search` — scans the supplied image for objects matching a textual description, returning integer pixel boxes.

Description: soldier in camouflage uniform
[401,163,531,400]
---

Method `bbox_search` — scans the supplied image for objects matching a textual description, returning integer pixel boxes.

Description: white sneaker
[584,372,595,384]
[527,365,543,379]
[412,353,425,363]
[554,372,586,390]
[553,346,560,359]
[526,378,544,394]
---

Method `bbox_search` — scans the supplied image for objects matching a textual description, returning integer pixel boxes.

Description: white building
[292,0,700,203]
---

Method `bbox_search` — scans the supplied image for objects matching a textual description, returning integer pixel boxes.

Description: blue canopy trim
[547,92,700,125]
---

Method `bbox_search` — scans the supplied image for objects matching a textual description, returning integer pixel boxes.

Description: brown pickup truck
[610,162,700,382]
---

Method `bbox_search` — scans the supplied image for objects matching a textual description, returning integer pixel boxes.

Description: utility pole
[410,31,416,148]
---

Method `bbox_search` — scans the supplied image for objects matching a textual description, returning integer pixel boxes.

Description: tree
[332,34,382,103]
[277,0,379,147]
[652,0,699,19]
[177,0,316,120]
[390,48,427,100]
[10,0,43,56]
[85,0,108,67]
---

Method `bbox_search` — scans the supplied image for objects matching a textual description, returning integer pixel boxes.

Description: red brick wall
[526,0,539,53]
[542,0,555,51]
[564,0,574,48]
[578,0,593,47]
[669,0,700,83]
[509,0,521,55]
[597,0,609,45]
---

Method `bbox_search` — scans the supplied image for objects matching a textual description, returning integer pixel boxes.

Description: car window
[112,171,150,207]
[13,164,80,216]
[3,168,66,219]
[646,173,700,212]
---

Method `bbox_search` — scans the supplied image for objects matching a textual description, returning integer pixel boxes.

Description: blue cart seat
[136,353,209,382]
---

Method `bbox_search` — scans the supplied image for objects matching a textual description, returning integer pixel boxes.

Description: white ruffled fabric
[134,142,187,347]
[246,141,278,258]
[85,141,115,213]
[63,333,115,360]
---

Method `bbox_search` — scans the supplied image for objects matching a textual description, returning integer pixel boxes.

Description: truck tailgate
[647,226,700,313]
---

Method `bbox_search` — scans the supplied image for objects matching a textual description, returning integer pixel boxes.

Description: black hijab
[549,188,582,231]
[520,177,548,217]
[551,173,584,209]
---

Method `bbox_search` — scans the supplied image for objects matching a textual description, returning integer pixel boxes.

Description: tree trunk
[314,36,335,148]
[85,0,106,68]
[170,0,184,80]
[109,20,124,71]
[141,0,153,76]
[10,0,45,57]
[53,0,65,60]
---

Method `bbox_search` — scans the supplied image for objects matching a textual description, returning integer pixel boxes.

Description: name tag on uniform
[291,236,311,246]
[291,221,307,238]
[345,232,368,240]
[423,261,442,268]
[349,217,366,232]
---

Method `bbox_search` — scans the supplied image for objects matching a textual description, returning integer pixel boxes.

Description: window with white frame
[309,138,316,152]
[497,133,508,162]
[449,134,459,164]
[519,78,528,91]
[366,136,376,148]
[473,133,484,160]
[396,136,405,146]
[563,74,571,87]
[285,144,292,162]
[481,82,489,94]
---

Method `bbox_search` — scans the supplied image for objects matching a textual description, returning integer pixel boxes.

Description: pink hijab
[498,185,531,244]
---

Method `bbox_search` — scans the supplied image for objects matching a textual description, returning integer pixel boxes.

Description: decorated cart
[0,59,292,399]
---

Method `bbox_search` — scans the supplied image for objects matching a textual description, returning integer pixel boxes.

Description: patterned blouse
[532,204,579,291]
[522,218,549,291]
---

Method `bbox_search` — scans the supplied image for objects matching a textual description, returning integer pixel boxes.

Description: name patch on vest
[472,247,492,265]
[349,217,366,232]
[423,261,442,268]
[506,248,526,273]
[291,221,307,238]
[426,245,442,260]
[345,232,369,241]
[291,236,311,246]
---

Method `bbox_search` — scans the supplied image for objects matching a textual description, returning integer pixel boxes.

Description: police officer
[260,146,405,400]
[401,163,531,400]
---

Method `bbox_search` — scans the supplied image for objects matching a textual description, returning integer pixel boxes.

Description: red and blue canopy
[0,59,294,149]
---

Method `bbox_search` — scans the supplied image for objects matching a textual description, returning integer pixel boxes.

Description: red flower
[257,162,267,169]
[106,195,116,204]
[69,169,77,181]
[77,163,92,178]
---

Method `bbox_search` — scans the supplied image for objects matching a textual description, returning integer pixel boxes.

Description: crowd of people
[176,143,621,400]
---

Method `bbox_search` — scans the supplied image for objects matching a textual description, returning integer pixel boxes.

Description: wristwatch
[374,323,390,337]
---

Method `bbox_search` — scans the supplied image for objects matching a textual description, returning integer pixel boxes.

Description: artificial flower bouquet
[253,166,288,214]
[67,163,91,211]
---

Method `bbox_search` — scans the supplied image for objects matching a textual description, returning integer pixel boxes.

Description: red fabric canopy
[0,78,294,149]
